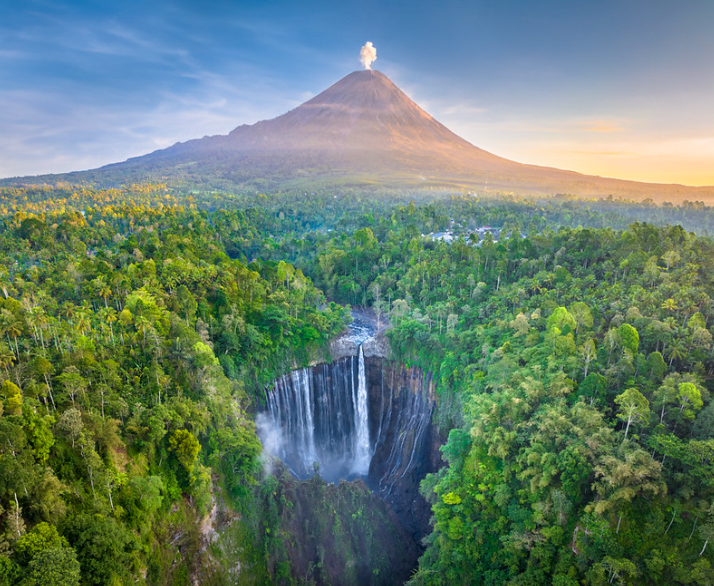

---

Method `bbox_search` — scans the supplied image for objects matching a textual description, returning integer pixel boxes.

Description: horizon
[2,1,713,186]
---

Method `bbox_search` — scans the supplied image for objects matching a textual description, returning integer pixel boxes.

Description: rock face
[365,357,440,541]
[363,333,391,358]
[263,468,421,586]
[329,335,359,361]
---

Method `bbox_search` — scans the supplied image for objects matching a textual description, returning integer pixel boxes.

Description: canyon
[253,325,443,583]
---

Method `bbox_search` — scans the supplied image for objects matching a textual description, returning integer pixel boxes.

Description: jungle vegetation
[1,184,714,585]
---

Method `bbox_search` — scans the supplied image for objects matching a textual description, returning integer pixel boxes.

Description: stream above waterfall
[342,309,380,345]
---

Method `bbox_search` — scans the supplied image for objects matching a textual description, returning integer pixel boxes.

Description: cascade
[261,352,363,482]
[255,316,441,585]
[259,334,437,497]
[352,345,370,475]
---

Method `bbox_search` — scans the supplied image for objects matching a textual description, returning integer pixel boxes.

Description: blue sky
[2,0,713,184]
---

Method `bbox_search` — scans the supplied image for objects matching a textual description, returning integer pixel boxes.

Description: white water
[262,349,370,481]
[297,368,316,469]
[352,345,371,475]
[260,337,434,486]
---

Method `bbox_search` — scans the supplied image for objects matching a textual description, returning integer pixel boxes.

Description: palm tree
[528,278,543,296]
[0,343,15,375]
[0,310,22,356]
[62,302,75,323]
[0,263,9,299]
[661,298,678,314]
[25,306,48,350]
[98,282,112,308]
[74,310,91,337]
[98,307,117,346]
[667,339,685,367]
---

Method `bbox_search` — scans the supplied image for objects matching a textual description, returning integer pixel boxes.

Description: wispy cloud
[14,16,193,66]
[579,120,624,133]
[0,73,300,178]
[0,2,323,178]
[437,103,488,116]
[559,150,632,156]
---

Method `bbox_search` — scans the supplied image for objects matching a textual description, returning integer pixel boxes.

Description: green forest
[1,184,714,585]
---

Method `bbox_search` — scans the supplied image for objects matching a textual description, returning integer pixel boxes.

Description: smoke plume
[360,42,377,70]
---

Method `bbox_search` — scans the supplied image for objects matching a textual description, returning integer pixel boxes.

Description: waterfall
[352,345,370,475]
[260,350,435,488]
[296,368,316,470]
[262,355,364,482]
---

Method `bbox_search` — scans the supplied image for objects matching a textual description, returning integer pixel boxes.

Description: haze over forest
[2,2,714,586]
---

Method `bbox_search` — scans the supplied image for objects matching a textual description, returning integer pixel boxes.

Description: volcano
[101,70,521,186]
[9,70,714,201]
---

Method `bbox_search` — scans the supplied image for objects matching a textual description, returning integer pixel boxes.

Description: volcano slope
[5,70,714,202]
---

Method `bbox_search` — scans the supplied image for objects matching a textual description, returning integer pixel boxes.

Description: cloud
[0,70,303,178]
[437,103,488,116]
[545,149,633,157]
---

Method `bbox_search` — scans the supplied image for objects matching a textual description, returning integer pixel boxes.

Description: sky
[1,0,713,185]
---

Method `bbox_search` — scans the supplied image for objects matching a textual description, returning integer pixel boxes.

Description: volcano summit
[9,70,714,201]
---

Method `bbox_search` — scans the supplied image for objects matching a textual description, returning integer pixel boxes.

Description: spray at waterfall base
[258,339,436,497]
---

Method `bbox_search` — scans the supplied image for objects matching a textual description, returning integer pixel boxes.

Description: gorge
[255,321,442,582]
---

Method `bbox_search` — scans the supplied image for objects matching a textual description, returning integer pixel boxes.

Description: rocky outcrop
[363,332,390,358]
[329,335,359,360]
[330,330,391,360]
[265,467,421,586]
